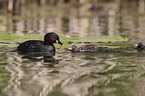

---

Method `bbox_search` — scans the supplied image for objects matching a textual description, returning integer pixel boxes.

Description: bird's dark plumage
[68,45,101,52]
[17,32,63,52]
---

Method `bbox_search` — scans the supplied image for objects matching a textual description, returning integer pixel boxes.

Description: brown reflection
[1,0,145,41]
[61,16,70,34]
[139,0,145,13]
[108,0,120,37]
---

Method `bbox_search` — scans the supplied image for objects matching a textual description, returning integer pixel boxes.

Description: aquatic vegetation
[0,31,128,48]
[55,34,128,49]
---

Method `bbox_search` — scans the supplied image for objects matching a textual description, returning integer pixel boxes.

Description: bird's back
[17,40,55,52]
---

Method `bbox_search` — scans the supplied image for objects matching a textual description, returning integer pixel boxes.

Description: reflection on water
[0,0,142,38]
[1,51,59,96]
[1,48,145,96]
[0,0,144,42]
[1,0,145,96]
[0,0,144,41]
[19,52,57,68]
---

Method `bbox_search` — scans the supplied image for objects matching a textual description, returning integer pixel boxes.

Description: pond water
[1,0,145,96]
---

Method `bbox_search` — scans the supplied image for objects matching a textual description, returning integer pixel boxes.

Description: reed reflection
[0,0,145,40]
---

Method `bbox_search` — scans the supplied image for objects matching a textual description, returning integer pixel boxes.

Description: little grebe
[17,32,63,52]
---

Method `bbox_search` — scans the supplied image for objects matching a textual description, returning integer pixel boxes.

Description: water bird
[68,45,102,52]
[17,32,63,52]
[88,3,107,13]
[135,42,145,50]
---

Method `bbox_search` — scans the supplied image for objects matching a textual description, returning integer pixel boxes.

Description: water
[1,0,145,96]
[1,48,145,96]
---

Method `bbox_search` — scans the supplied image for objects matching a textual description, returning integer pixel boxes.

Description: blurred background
[0,0,145,42]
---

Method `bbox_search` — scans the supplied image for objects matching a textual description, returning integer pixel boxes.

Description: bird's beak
[56,40,63,45]
[68,48,72,50]
[135,44,138,46]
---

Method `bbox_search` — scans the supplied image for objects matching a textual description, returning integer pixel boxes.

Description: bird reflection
[18,51,58,68]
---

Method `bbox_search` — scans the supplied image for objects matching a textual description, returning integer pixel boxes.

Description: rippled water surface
[1,0,145,96]
[1,48,145,96]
